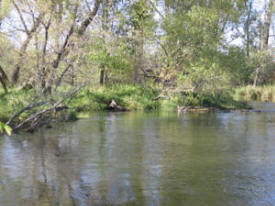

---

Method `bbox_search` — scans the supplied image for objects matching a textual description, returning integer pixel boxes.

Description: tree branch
[78,0,101,36]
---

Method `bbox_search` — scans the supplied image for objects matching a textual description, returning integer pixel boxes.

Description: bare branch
[12,12,45,83]
[12,0,29,33]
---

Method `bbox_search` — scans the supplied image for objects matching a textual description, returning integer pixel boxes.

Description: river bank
[0,84,252,134]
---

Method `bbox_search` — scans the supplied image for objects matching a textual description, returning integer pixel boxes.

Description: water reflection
[0,104,275,205]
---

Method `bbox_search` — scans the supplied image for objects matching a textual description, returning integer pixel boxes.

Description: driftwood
[108,99,127,111]
[152,95,170,101]
[177,106,217,115]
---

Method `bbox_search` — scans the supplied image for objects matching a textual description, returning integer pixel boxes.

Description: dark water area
[0,103,275,206]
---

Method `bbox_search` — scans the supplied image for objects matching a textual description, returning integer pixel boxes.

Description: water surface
[0,103,275,205]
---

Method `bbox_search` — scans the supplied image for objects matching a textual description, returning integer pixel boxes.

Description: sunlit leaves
[0,122,12,136]
[0,0,11,22]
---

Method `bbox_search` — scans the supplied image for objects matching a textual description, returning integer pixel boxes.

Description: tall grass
[234,85,275,102]
[166,90,250,110]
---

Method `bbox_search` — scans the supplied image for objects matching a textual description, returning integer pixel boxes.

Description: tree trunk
[133,29,144,84]
[100,68,105,85]
[99,0,111,86]
[245,1,253,57]
[77,0,101,36]
[253,67,260,87]
[71,66,75,86]
[11,13,44,84]
[262,0,273,50]
[40,19,51,89]
[45,1,101,94]
[0,65,9,94]
[253,0,273,86]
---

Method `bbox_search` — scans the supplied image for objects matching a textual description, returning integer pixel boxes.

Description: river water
[0,103,275,206]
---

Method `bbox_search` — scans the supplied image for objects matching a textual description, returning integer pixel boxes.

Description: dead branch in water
[8,86,84,132]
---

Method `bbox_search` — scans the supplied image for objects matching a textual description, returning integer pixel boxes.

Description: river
[0,103,275,206]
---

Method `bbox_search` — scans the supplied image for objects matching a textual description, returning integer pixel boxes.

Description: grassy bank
[68,85,160,112]
[0,85,251,133]
[68,85,250,113]
[234,85,275,102]
[160,90,250,111]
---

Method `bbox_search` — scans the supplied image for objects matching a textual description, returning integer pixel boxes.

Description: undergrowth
[68,84,160,112]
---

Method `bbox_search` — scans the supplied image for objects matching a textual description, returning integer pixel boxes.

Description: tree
[262,0,274,50]
[2,0,104,130]
[253,0,274,87]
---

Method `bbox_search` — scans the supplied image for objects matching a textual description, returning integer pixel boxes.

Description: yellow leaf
[4,125,12,136]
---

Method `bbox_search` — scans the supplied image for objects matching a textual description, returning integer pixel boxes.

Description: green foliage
[0,121,12,136]
[0,0,11,21]
[69,85,160,112]
[170,90,250,110]
[218,47,251,85]
[160,2,245,91]
[0,88,35,122]
[85,36,132,83]
[246,51,275,85]
[0,0,272,133]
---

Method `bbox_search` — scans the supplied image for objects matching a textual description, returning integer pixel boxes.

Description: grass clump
[234,85,275,102]
[167,90,250,110]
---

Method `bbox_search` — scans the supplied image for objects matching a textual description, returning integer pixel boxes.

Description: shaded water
[0,103,275,206]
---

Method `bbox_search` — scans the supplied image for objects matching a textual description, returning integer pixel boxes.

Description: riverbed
[0,103,275,205]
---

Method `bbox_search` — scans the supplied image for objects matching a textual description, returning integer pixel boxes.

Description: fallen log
[177,106,217,114]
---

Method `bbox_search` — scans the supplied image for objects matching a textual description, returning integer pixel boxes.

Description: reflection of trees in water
[96,112,147,205]
[1,111,275,205]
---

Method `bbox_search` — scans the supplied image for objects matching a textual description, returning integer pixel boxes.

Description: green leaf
[0,122,4,133]
[4,125,12,136]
